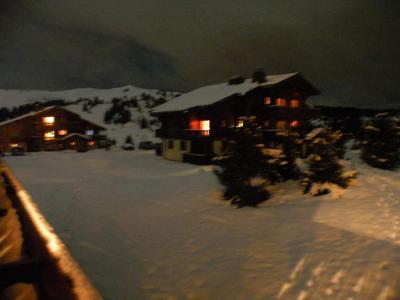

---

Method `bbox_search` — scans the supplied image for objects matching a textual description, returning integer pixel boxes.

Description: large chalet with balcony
[0,106,106,152]
[152,70,320,164]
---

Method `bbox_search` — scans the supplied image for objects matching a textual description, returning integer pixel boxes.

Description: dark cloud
[1,1,400,107]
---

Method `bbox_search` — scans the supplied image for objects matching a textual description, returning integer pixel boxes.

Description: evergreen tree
[214,119,277,207]
[361,113,400,169]
[302,129,353,195]
[276,129,302,180]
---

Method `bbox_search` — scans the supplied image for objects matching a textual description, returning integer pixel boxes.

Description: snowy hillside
[0,86,180,146]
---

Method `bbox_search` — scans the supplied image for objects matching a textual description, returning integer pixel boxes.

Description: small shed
[60,133,92,152]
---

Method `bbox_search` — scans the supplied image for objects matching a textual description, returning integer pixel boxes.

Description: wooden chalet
[152,70,320,164]
[0,106,106,152]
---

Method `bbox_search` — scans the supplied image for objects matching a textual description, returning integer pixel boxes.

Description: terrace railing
[0,160,102,300]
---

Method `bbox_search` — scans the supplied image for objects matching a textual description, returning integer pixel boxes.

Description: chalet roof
[60,133,91,141]
[152,72,307,114]
[0,106,106,130]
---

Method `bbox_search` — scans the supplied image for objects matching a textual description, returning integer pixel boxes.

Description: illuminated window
[88,141,95,146]
[290,99,300,107]
[200,120,210,136]
[236,119,244,128]
[264,97,272,105]
[189,119,200,130]
[200,120,210,131]
[58,129,68,136]
[44,131,55,140]
[290,120,300,127]
[85,130,94,136]
[42,116,55,125]
[275,98,287,106]
[9,143,20,148]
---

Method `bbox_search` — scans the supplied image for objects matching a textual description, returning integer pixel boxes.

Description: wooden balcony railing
[0,161,102,300]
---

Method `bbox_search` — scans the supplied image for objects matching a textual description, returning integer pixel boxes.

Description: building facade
[0,106,106,152]
[152,71,320,164]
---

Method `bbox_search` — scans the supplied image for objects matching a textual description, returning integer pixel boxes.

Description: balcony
[155,128,212,139]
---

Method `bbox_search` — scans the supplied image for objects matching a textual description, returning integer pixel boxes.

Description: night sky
[1,0,400,107]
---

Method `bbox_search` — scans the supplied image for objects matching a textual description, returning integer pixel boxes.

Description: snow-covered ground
[5,150,400,300]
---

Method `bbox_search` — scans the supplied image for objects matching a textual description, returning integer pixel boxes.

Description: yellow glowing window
[58,129,68,136]
[275,98,287,106]
[200,120,210,131]
[264,97,272,105]
[236,119,244,128]
[290,99,300,107]
[44,131,55,140]
[42,116,55,125]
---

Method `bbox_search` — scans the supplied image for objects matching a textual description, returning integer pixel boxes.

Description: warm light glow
[44,131,55,140]
[290,99,300,107]
[9,143,20,148]
[276,98,287,106]
[236,119,244,128]
[88,141,95,146]
[290,120,300,127]
[70,141,76,146]
[200,120,210,131]
[264,97,272,105]
[58,129,68,136]
[190,119,200,130]
[42,116,55,125]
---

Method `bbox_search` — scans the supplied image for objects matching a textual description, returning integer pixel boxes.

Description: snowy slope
[0,85,179,146]
[0,86,156,108]
[5,150,400,300]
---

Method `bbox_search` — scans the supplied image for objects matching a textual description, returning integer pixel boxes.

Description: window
[275,98,286,106]
[200,120,210,131]
[290,99,300,107]
[264,97,272,105]
[168,140,174,149]
[290,120,300,127]
[44,131,55,140]
[180,141,187,151]
[42,116,55,125]
[236,119,244,128]
[58,129,68,136]
[85,130,94,136]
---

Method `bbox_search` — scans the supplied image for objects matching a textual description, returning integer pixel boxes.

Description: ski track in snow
[5,150,400,300]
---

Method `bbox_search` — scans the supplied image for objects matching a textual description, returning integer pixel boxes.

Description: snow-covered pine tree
[361,113,400,169]
[214,118,277,208]
[302,129,353,196]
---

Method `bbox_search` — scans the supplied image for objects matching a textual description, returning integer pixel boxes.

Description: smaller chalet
[152,70,320,164]
[0,106,106,152]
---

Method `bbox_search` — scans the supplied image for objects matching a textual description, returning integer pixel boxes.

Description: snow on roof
[60,133,91,141]
[0,106,57,127]
[152,73,298,114]
[0,106,105,130]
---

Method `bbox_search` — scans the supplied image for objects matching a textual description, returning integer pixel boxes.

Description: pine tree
[214,119,275,207]
[302,129,353,195]
[361,113,400,169]
[276,129,302,180]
